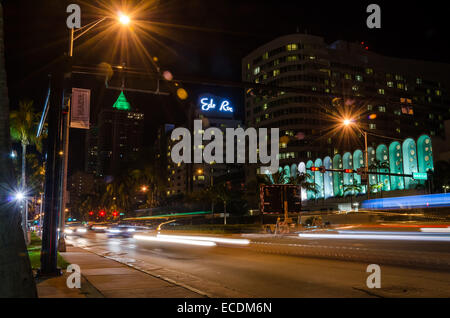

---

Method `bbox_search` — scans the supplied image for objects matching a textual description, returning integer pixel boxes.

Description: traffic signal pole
[39,75,63,276]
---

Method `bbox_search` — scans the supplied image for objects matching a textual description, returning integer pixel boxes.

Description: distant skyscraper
[95,91,144,177]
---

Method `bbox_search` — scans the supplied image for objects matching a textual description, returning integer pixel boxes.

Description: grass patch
[28,233,69,270]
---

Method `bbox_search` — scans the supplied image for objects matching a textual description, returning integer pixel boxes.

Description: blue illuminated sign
[199,95,233,113]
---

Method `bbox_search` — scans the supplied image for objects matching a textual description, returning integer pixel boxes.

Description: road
[65,231,450,297]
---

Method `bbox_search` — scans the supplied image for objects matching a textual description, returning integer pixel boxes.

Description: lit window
[273,69,280,77]
[253,66,260,75]
[378,88,385,95]
[416,78,422,85]
[287,55,298,62]
[378,106,386,112]
[344,74,352,80]
[367,105,373,111]
[262,52,269,60]
[198,176,205,181]
[436,90,441,96]
[286,43,298,51]
[369,124,376,130]
[366,68,374,75]
[387,81,394,87]
[397,83,404,89]
[355,75,363,82]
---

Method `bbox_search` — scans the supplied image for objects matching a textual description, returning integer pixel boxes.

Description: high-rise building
[96,91,144,177]
[156,95,244,198]
[242,33,450,184]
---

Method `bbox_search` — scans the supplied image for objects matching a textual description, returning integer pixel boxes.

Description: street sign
[412,172,428,180]
[71,88,91,129]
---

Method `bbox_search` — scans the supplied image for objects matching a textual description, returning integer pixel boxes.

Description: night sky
[2,0,450,175]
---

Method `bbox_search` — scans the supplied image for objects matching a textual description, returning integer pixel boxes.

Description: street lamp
[119,13,131,25]
[60,12,133,241]
[341,118,370,199]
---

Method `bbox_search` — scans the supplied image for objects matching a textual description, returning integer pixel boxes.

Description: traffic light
[344,169,354,173]
[99,210,106,217]
[112,211,118,217]
[89,211,94,216]
[310,167,319,172]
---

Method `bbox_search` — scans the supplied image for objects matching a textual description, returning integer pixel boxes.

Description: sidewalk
[37,246,203,298]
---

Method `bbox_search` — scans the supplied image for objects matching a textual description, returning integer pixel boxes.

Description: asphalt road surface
[65,231,450,297]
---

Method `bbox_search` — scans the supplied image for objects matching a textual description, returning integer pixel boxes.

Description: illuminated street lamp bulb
[343,119,352,126]
[14,191,25,201]
[141,186,148,192]
[119,14,130,25]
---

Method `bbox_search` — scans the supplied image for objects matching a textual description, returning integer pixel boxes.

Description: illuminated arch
[298,162,307,201]
[343,152,354,196]
[353,149,366,193]
[389,141,404,190]
[314,158,324,198]
[306,160,315,200]
[368,146,377,189]
[323,156,333,198]
[332,154,343,197]
[283,165,290,184]
[376,144,390,191]
[402,138,418,189]
[417,135,434,173]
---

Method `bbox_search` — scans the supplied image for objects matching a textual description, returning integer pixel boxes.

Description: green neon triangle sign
[113,91,131,111]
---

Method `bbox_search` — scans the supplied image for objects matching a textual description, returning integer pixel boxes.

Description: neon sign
[199,96,233,113]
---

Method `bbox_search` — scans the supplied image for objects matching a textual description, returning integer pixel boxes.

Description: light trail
[156,234,250,245]
[133,235,216,247]
[299,233,450,242]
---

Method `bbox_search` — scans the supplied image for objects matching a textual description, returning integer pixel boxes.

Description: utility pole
[58,28,74,252]
[40,75,63,277]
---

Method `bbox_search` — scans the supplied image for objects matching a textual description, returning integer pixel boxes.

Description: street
[65,231,450,297]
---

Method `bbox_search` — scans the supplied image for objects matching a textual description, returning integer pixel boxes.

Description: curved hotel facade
[242,33,450,200]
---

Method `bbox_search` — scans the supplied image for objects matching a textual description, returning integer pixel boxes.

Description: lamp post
[342,119,370,199]
[58,14,132,252]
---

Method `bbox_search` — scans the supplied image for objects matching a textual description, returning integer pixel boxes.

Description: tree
[10,99,41,242]
[343,184,362,208]
[0,3,37,297]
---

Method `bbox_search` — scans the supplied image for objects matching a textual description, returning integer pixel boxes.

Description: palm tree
[0,3,37,297]
[343,184,362,209]
[10,99,41,243]
[207,183,233,224]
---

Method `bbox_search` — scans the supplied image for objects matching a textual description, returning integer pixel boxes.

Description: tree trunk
[0,3,37,297]
[21,142,28,244]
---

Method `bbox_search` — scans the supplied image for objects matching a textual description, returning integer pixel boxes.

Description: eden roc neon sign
[199,96,233,113]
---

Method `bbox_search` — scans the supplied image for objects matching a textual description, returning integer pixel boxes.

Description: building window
[378,106,386,112]
[273,69,280,77]
[262,52,269,60]
[355,75,363,82]
[287,55,297,62]
[369,124,376,130]
[286,43,298,51]
[344,73,352,80]
[253,66,260,75]
[365,68,374,75]
[367,105,373,111]
[416,78,422,85]
[387,81,394,88]
[378,88,385,95]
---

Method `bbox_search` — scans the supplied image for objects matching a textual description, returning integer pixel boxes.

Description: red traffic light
[99,210,106,217]
[112,211,118,217]
[344,169,354,173]
[310,167,319,171]
[89,211,94,216]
